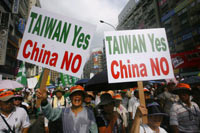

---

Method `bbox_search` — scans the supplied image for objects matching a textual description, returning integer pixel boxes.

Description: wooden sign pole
[35,68,50,108]
[137,81,148,124]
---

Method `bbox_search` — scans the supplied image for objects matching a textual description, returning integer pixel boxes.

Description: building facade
[117,0,200,76]
[158,0,200,76]
[0,0,41,79]
[83,48,104,78]
[117,0,160,30]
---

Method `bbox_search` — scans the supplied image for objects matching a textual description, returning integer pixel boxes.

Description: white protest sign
[17,7,96,78]
[27,77,38,88]
[104,28,174,83]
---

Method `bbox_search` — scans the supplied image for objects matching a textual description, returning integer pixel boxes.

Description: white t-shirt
[114,104,128,127]
[0,107,30,133]
[140,124,167,133]
[128,97,140,119]
[22,102,30,108]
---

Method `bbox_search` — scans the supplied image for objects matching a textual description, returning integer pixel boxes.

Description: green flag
[60,73,66,87]
[60,73,79,87]
[16,61,27,87]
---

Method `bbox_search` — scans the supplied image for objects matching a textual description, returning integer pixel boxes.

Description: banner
[104,28,174,83]
[17,7,96,78]
[171,49,200,69]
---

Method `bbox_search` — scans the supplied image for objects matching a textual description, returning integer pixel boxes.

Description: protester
[157,82,179,115]
[64,87,71,107]
[94,91,101,106]
[120,89,129,110]
[96,93,125,133]
[84,91,95,110]
[0,89,30,133]
[170,83,200,133]
[24,89,32,107]
[113,94,128,128]
[128,88,151,122]
[131,101,168,133]
[36,85,98,133]
[13,94,29,114]
[51,86,70,108]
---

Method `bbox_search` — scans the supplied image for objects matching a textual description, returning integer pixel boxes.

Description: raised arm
[36,89,62,121]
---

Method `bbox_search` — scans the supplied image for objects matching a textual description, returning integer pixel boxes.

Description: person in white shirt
[0,89,30,133]
[113,94,128,128]
[128,88,151,120]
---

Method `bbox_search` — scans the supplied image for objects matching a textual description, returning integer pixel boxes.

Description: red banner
[171,49,200,69]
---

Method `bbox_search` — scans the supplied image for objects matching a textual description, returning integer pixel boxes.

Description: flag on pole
[16,61,27,87]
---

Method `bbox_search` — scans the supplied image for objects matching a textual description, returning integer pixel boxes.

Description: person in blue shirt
[36,85,98,133]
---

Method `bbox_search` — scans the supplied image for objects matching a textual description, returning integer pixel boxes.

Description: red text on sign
[150,57,169,76]
[60,51,82,73]
[23,40,58,67]
[111,59,147,79]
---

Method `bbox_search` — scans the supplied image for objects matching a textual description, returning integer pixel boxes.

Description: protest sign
[27,77,38,89]
[17,6,96,78]
[104,28,174,83]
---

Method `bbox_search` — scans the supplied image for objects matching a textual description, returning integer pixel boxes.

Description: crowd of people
[0,77,200,133]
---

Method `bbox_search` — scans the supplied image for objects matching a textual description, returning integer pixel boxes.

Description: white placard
[104,28,174,83]
[27,77,38,89]
[17,7,96,78]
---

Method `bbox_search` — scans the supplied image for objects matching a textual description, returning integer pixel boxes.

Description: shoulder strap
[179,102,198,116]
[141,124,146,133]
[52,97,54,107]
[64,97,66,106]
[0,113,15,133]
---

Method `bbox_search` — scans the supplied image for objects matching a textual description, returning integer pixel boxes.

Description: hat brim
[148,113,168,116]
[98,99,115,106]
[70,90,86,97]
[53,90,65,95]
[0,95,14,102]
